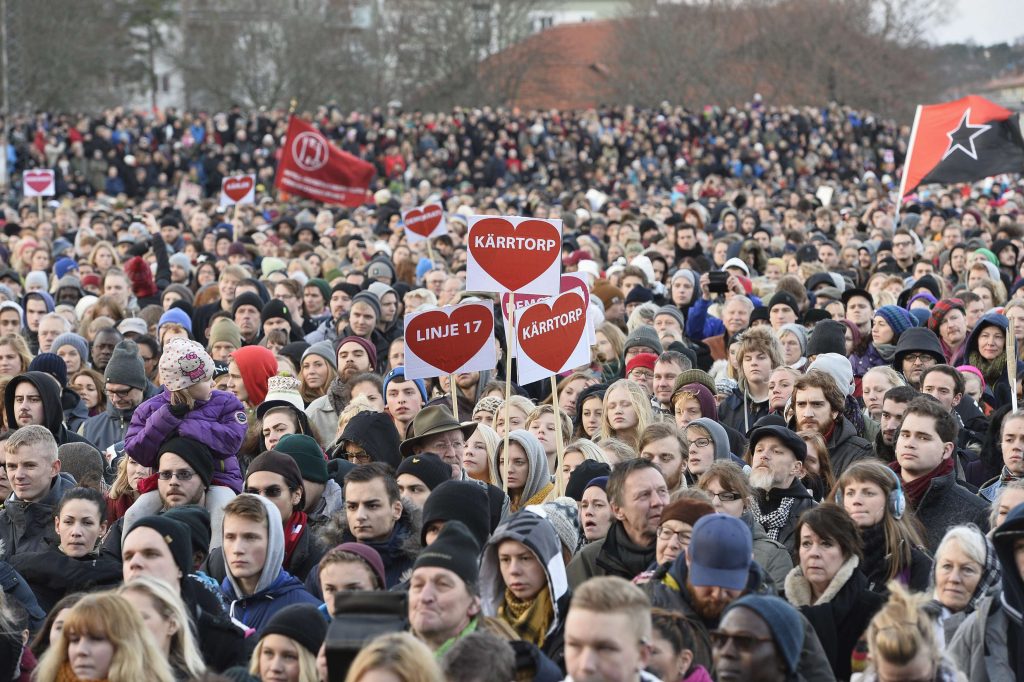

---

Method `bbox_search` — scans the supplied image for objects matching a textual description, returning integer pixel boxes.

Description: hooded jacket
[219,495,321,633]
[505,430,555,511]
[334,410,402,468]
[685,418,747,484]
[78,398,137,452]
[948,503,1024,681]
[61,387,90,433]
[5,373,91,447]
[124,388,247,492]
[964,313,1016,408]
[892,327,946,383]
[480,507,571,668]
[21,291,54,354]
[0,472,76,561]
[719,385,770,436]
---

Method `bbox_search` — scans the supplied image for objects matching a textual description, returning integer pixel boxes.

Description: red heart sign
[517,292,588,374]
[469,218,560,292]
[501,274,590,322]
[223,176,254,203]
[406,304,493,374]
[404,204,444,238]
[25,171,53,194]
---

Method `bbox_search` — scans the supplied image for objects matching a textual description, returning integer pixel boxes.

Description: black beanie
[260,299,292,324]
[161,505,212,561]
[129,515,192,578]
[395,453,452,493]
[749,306,770,324]
[247,450,305,509]
[413,520,480,587]
[767,291,799,316]
[231,291,264,317]
[565,460,612,502]
[420,481,490,547]
[158,437,214,488]
[805,319,847,357]
[261,603,327,656]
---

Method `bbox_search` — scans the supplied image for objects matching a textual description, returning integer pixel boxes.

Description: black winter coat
[9,547,122,612]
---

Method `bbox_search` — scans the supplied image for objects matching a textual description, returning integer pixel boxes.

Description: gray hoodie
[499,430,553,504]
[691,417,731,461]
[224,494,285,597]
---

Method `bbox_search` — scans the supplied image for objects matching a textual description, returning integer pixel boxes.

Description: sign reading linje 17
[403,301,497,381]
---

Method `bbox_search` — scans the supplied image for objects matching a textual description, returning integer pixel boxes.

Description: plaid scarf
[500,587,553,647]
[753,495,796,542]
[1002,466,1022,486]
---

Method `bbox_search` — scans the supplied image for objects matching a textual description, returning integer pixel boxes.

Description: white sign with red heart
[401,203,448,243]
[23,169,55,197]
[220,174,256,206]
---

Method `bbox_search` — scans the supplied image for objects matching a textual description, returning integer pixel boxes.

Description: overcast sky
[931,0,1024,45]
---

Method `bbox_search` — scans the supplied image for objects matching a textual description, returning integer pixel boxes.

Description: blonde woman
[601,379,654,450]
[87,240,118,275]
[0,333,32,376]
[496,429,555,512]
[595,322,627,382]
[105,454,151,522]
[249,603,326,682]
[526,404,574,474]
[118,577,205,680]
[33,592,175,682]
[494,394,535,436]
[345,632,443,682]
[463,422,500,484]
[561,438,610,478]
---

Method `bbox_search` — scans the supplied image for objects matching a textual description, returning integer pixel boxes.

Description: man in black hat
[745,424,815,555]
[261,300,303,342]
[233,291,264,345]
[893,327,944,390]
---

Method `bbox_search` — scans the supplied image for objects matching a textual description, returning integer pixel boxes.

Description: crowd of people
[0,99,1018,682]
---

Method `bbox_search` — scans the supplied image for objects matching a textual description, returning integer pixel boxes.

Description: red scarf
[283,510,308,569]
[890,457,954,508]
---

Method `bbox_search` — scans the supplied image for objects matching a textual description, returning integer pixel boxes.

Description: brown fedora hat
[399,405,478,458]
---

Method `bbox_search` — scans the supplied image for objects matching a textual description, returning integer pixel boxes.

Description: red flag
[274,116,375,206]
[900,95,1024,198]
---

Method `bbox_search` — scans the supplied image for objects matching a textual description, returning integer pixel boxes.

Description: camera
[325,590,408,679]
[708,271,729,295]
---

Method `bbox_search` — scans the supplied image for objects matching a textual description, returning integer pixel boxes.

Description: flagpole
[896,105,923,228]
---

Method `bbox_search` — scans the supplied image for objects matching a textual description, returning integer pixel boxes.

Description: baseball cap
[686,514,753,591]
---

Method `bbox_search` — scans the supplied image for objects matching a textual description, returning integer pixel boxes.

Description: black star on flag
[900,95,1024,198]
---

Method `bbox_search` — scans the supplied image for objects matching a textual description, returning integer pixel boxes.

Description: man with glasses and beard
[745,424,816,555]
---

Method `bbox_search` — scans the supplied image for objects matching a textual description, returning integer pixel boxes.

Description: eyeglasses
[708,490,743,502]
[157,469,195,481]
[107,386,136,399]
[689,438,711,448]
[710,630,775,652]
[629,370,654,379]
[245,485,285,498]
[344,449,372,464]
[902,353,935,365]
[657,526,692,543]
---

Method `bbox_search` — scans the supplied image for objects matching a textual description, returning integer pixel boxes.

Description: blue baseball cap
[686,514,753,591]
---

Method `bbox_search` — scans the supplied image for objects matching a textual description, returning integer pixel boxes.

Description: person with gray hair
[930,524,1001,644]
[0,425,76,560]
[37,312,71,354]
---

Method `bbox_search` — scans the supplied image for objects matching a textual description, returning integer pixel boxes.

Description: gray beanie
[301,340,338,370]
[778,323,808,353]
[655,305,686,331]
[57,442,105,488]
[104,339,147,390]
[623,325,664,358]
[52,333,90,366]
[352,291,382,320]
[541,496,584,557]
[367,281,397,303]
[169,253,192,273]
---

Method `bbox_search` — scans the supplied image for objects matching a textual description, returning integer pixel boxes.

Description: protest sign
[403,301,496,381]
[23,169,55,197]
[515,290,591,385]
[401,203,447,242]
[466,215,562,295]
[220,174,256,206]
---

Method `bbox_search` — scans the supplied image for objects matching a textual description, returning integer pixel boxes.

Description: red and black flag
[900,95,1024,198]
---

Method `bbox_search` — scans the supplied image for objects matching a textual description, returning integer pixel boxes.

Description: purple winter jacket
[124,388,248,492]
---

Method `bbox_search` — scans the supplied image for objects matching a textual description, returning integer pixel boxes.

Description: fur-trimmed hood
[785,554,859,607]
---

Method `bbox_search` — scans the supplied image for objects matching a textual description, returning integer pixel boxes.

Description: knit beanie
[307,278,331,302]
[331,543,386,591]
[625,285,653,306]
[231,292,264,317]
[625,352,658,375]
[24,271,47,292]
[104,339,147,390]
[929,298,966,334]
[472,396,503,419]
[258,374,305,415]
[230,345,278,405]
[413,520,480,586]
[623,325,664,358]
[158,307,193,335]
[351,291,382,320]
[302,340,337,370]
[655,305,686,331]
[383,366,427,402]
[260,300,294,326]
[672,369,717,397]
[367,281,397,303]
[540,497,584,557]
[778,323,807,355]
[161,504,212,560]
[395,453,452,493]
[674,383,718,421]
[956,364,987,390]
[586,476,609,492]
[160,338,214,391]
[158,437,214,488]
[247,450,306,508]
[723,595,804,675]
[420,480,490,547]
[335,335,377,369]
[276,434,328,484]
[29,353,67,388]
[51,333,89,366]
[807,353,855,398]
[661,497,714,528]
[874,305,915,339]
[208,318,242,349]
[564,460,612,501]
[128,516,192,578]
[261,604,328,657]
[767,291,799,316]
[805,319,847,357]
[592,279,625,310]
[163,283,195,306]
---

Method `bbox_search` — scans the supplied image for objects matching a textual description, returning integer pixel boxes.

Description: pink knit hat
[160,338,214,391]
[956,364,987,391]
